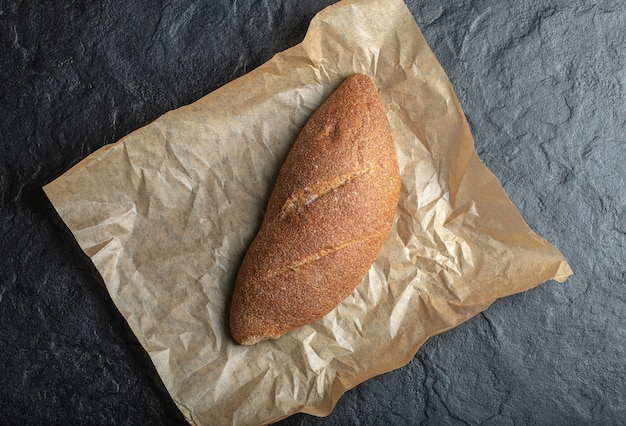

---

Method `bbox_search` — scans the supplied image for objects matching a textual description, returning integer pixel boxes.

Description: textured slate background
[1,0,624,424]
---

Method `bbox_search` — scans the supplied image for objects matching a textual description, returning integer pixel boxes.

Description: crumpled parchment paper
[43,0,572,424]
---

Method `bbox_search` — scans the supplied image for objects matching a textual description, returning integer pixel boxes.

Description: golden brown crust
[229,73,401,345]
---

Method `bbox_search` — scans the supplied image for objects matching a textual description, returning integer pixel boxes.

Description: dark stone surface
[1,0,624,424]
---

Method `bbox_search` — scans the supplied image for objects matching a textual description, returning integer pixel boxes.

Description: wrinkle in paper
[44,0,572,424]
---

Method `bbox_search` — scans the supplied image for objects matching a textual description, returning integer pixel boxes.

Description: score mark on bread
[229,73,401,345]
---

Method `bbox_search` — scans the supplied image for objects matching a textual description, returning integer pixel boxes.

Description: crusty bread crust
[229,74,401,345]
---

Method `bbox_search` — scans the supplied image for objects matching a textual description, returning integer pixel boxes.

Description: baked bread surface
[230,73,401,345]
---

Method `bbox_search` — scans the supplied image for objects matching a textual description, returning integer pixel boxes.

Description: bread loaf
[229,73,401,345]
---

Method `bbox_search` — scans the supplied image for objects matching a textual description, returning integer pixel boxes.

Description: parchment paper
[43,0,572,424]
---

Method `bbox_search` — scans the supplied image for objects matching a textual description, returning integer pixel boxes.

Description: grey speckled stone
[1,0,624,424]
